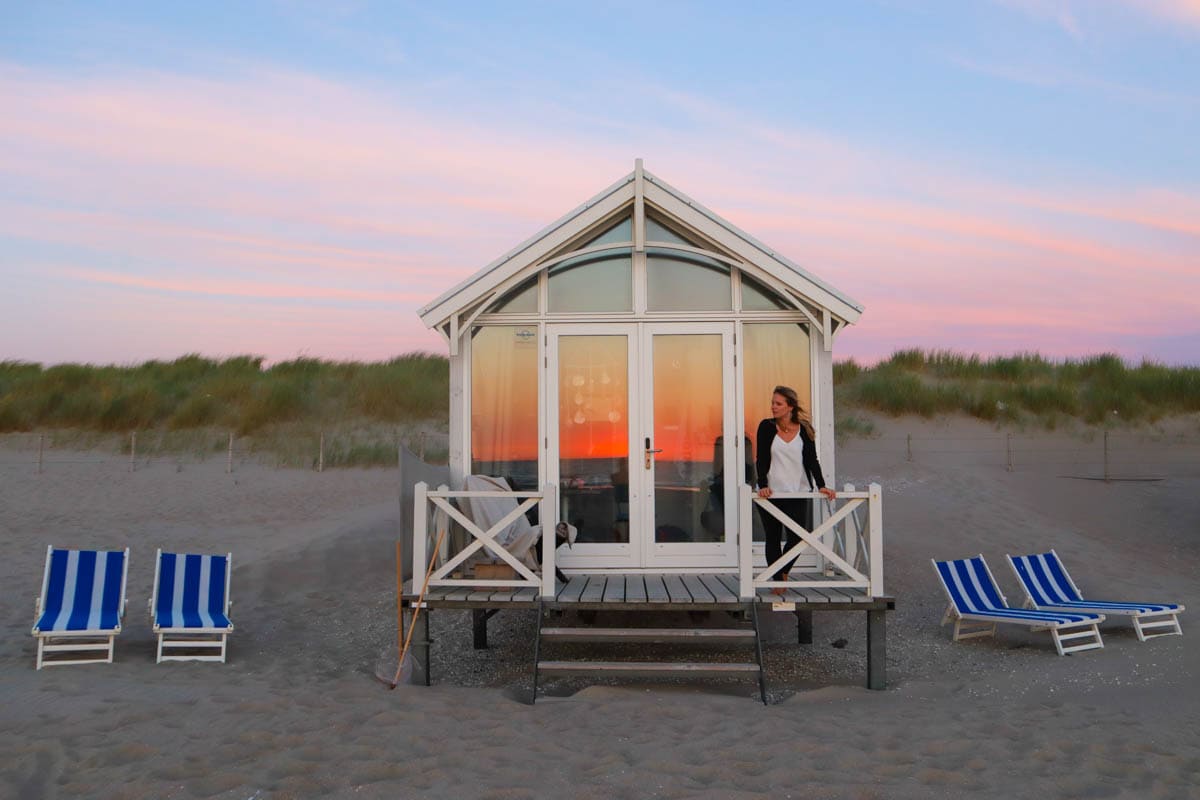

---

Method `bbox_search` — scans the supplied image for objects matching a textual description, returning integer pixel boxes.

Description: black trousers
[761,498,812,579]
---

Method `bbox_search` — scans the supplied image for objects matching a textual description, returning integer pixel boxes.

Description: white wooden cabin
[408,160,888,692]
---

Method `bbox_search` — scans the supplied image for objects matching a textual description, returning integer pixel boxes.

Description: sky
[2,0,1198,367]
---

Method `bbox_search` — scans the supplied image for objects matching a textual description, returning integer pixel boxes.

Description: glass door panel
[643,324,736,568]
[549,326,637,568]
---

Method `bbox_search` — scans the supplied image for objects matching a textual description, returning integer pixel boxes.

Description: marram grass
[1,349,1197,460]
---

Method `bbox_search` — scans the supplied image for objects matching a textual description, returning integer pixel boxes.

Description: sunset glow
[1,3,1197,366]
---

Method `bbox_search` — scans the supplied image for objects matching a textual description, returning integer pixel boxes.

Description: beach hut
[406,160,888,691]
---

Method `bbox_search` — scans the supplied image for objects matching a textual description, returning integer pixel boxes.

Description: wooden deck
[402,572,893,611]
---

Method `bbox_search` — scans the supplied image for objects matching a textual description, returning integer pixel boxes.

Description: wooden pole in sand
[37,434,44,474]
[1006,434,1013,472]
[390,521,448,689]
[1103,431,1110,483]
[129,432,137,473]
[418,431,426,462]
[906,434,912,462]
[318,433,325,473]
[226,432,234,474]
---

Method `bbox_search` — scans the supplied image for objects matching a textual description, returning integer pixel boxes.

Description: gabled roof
[418,162,863,331]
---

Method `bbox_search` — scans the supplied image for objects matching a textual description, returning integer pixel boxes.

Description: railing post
[844,483,858,570]
[541,482,556,598]
[436,483,450,566]
[739,484,754,598]
[411,482,428,590]
[868,482,884,597]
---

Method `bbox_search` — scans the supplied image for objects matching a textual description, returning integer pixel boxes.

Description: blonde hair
[772,385,814,439]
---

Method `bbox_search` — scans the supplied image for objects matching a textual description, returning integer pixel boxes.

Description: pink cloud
[1,61,1196,366]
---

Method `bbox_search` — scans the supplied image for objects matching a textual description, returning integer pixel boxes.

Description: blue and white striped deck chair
[31,546,129,669]
[933,555,1105,656]
[149,549,234,663]
[1008,550,1184,642]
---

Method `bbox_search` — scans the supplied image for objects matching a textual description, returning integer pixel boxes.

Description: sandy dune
[1,418,1197,799]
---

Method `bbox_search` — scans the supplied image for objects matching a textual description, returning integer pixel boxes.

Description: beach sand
[1,418,1198,799]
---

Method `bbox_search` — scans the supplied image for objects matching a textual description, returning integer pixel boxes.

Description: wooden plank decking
[403,572,893,611]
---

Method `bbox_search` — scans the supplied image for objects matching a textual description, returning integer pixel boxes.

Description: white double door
[548,323,738,570]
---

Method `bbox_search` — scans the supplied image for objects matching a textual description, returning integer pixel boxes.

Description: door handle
[644,437,663,469]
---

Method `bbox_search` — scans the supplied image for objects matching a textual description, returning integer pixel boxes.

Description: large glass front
[742,322,812,541]
[470,326,539,490]
[652,334,724,543]
[558,335,630,543]
[646,249,732,311]
[548,251,633,313]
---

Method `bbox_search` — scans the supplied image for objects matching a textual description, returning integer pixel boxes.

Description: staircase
[532,602,769,704]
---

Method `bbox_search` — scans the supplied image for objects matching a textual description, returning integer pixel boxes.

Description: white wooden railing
[411,481,559,598]
[738,483,884,599]
[410,479,882,603]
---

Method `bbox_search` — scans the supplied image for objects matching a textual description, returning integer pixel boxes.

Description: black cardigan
[754,418,826,491]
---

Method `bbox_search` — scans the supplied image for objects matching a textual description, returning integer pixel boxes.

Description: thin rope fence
[841,430,1200,478]
[0,431,452,473]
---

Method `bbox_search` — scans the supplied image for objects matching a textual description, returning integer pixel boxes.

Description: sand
[1,418,1198,799]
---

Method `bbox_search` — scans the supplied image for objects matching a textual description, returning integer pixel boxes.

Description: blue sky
[2,1,1198,364]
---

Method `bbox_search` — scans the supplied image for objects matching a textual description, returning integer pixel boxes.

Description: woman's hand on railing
[819,487,837,500]
[757,486,772,498]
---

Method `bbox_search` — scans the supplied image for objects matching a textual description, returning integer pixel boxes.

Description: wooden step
[537,660,761,678]
[540,627,754,643]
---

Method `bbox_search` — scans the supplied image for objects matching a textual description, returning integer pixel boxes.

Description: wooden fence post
[318,433,325,473]
[129,432,137,473]
[1006,433,1013,472]
[1103,431,1110,483]
[906,434,912,462]
[38,434,44,474]
[226,432,234,474]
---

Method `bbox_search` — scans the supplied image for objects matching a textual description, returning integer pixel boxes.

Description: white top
[769,434,809,493]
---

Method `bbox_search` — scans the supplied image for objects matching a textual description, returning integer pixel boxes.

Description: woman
[755,385,836,594]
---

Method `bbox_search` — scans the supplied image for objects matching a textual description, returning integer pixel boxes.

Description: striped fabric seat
[32,546,129,669]
[1008,550,1184,642]
[933,555,1104,656]
[151,550,234,663]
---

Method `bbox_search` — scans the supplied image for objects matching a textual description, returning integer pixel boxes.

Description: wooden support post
[541,482,556,598]
[868,483,884,597]
[906,434,912,462]
[794,609,813,644]
[418,431,426,461]
[129,432,137,472]
[412,482,428,588]
[867,608,886,690]
[318,433,325,473]
[411,607,431,686]
[473,609,490,650]
[227,433,234,474]
[739,484,754,598]
[37,434,44,474]
[1006,433,1013,472]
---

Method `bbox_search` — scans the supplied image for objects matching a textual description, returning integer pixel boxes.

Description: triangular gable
[418,162,863,336]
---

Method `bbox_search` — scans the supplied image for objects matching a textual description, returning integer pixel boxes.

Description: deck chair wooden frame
[32,546,130,669]
[933,555,1105,656]
[1008,550,1184,642]
[149,549,234,663]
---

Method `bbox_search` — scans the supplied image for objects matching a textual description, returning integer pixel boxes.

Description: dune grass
[0,353,448,436]
[835,349,1200,426]
[1,349,1196,463]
